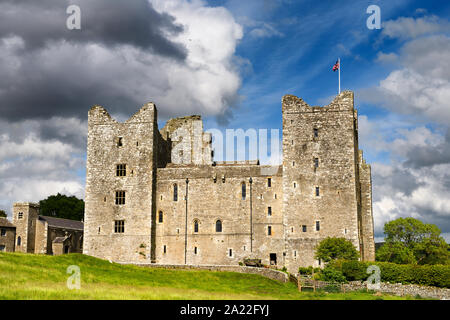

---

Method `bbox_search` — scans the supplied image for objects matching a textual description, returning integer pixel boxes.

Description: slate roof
[0,218,15,228]
[38,216,83,231]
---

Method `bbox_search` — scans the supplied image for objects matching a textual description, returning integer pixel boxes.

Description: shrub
[320,266,347,283]
[341,260,367,281]
[298,266,320,275]
[328,260,450,288]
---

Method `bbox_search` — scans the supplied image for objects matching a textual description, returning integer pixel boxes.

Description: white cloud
[382,15,450,40]
[361,28,450,125]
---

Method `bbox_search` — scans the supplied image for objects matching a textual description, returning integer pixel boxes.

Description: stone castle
[83,90,375,273]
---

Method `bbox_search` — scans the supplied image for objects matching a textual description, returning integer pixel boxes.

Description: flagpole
[338,58,341,94]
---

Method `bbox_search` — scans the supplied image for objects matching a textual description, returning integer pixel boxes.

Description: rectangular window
[0,245,5,252]
[1,229,6,236]
[116,164,126,176]
[268,226,272,236]
[115,191,126,205]
[18,212,23,219]
[114,220,125,233]
[268,207,272,216]
[229,249,233,257]
[194,247,198,254]
[117,137,123,147]
[314,128,318,137]
[316,221,320,231]
[267,178,272,187]
[315,187,320,197]
[163,245,167,254]
[302,225,307,232]
[314,158,319,168]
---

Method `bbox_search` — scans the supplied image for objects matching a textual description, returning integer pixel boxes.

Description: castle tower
[13,203,40,253]
[83,103,164,262]
[281,91,375,272]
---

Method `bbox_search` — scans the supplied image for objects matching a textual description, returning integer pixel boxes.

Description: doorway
[269,253,277,265]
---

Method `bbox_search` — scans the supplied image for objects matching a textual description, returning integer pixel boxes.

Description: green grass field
[0,252,428,300]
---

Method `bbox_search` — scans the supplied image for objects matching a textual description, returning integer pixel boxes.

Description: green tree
[0,209,7,218]
[377,217,449,265]
[39,193,84,221]
[376,242,416,264]
[315,237,359,263]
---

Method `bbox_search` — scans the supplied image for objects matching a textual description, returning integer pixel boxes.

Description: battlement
[282,90,354,113]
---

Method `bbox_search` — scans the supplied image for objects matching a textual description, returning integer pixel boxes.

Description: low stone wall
[119,263,289,283]
[342,281,450,300]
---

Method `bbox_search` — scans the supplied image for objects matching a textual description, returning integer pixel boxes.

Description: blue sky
[0,0,449,241]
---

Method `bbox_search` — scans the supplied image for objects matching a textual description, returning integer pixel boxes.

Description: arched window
[241,182,246,200]
[194,220,199,233]
[17,236,21,246]
[158,211,163,223]
[173,184,178,201]
[216,220,222,233]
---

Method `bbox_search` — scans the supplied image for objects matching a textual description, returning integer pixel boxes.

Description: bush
[298,266,320,275]
[320,266,347,283]
[341,260,367,281]
[328,260,450,288]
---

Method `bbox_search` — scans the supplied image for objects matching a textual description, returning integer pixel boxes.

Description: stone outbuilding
[0,218,16,252]
[13,203,84,255]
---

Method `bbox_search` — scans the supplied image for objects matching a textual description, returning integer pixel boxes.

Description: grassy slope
[0,253,425,300]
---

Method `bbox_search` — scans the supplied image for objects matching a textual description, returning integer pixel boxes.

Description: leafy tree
[376,242,416,264]
[315,237,359,263]
[0,209,6,218]
[39,193,84,221]
[377,217,449,265]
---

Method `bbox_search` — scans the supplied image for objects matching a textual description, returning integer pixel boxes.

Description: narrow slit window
[158,211,163,223]
[313,128,318,138]
[194,247,198,254]
[241,182,246,200]
[268,207,272,216]
[216,220,222,233]
[316,221,320,231]
[173,184,178,201]
[268,226,272,236]
[315,187,320,197]
[194,220,199,233]
[268,178,272,187]
[117,137,123,147]
[229,249,233,257]
[163,245,167,254]
[314,158,319,168]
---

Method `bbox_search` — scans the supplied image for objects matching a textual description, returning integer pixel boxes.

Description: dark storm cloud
[0,0,186,59]
[0,0,186,123]
[404,128,450,168]
[372,166,423,197]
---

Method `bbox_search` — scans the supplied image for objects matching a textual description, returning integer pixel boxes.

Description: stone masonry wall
[155,164,284,266]
[83,104,158,262]
[281,91,372,272]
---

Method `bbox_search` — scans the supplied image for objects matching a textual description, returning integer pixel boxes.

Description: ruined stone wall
[281,92,363,272]
[160,115,213,165]
[154,164,283,266]
[83,103,158,261]
[358,151,375,261]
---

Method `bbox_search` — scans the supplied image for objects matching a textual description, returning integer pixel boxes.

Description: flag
[332,60,339,72]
